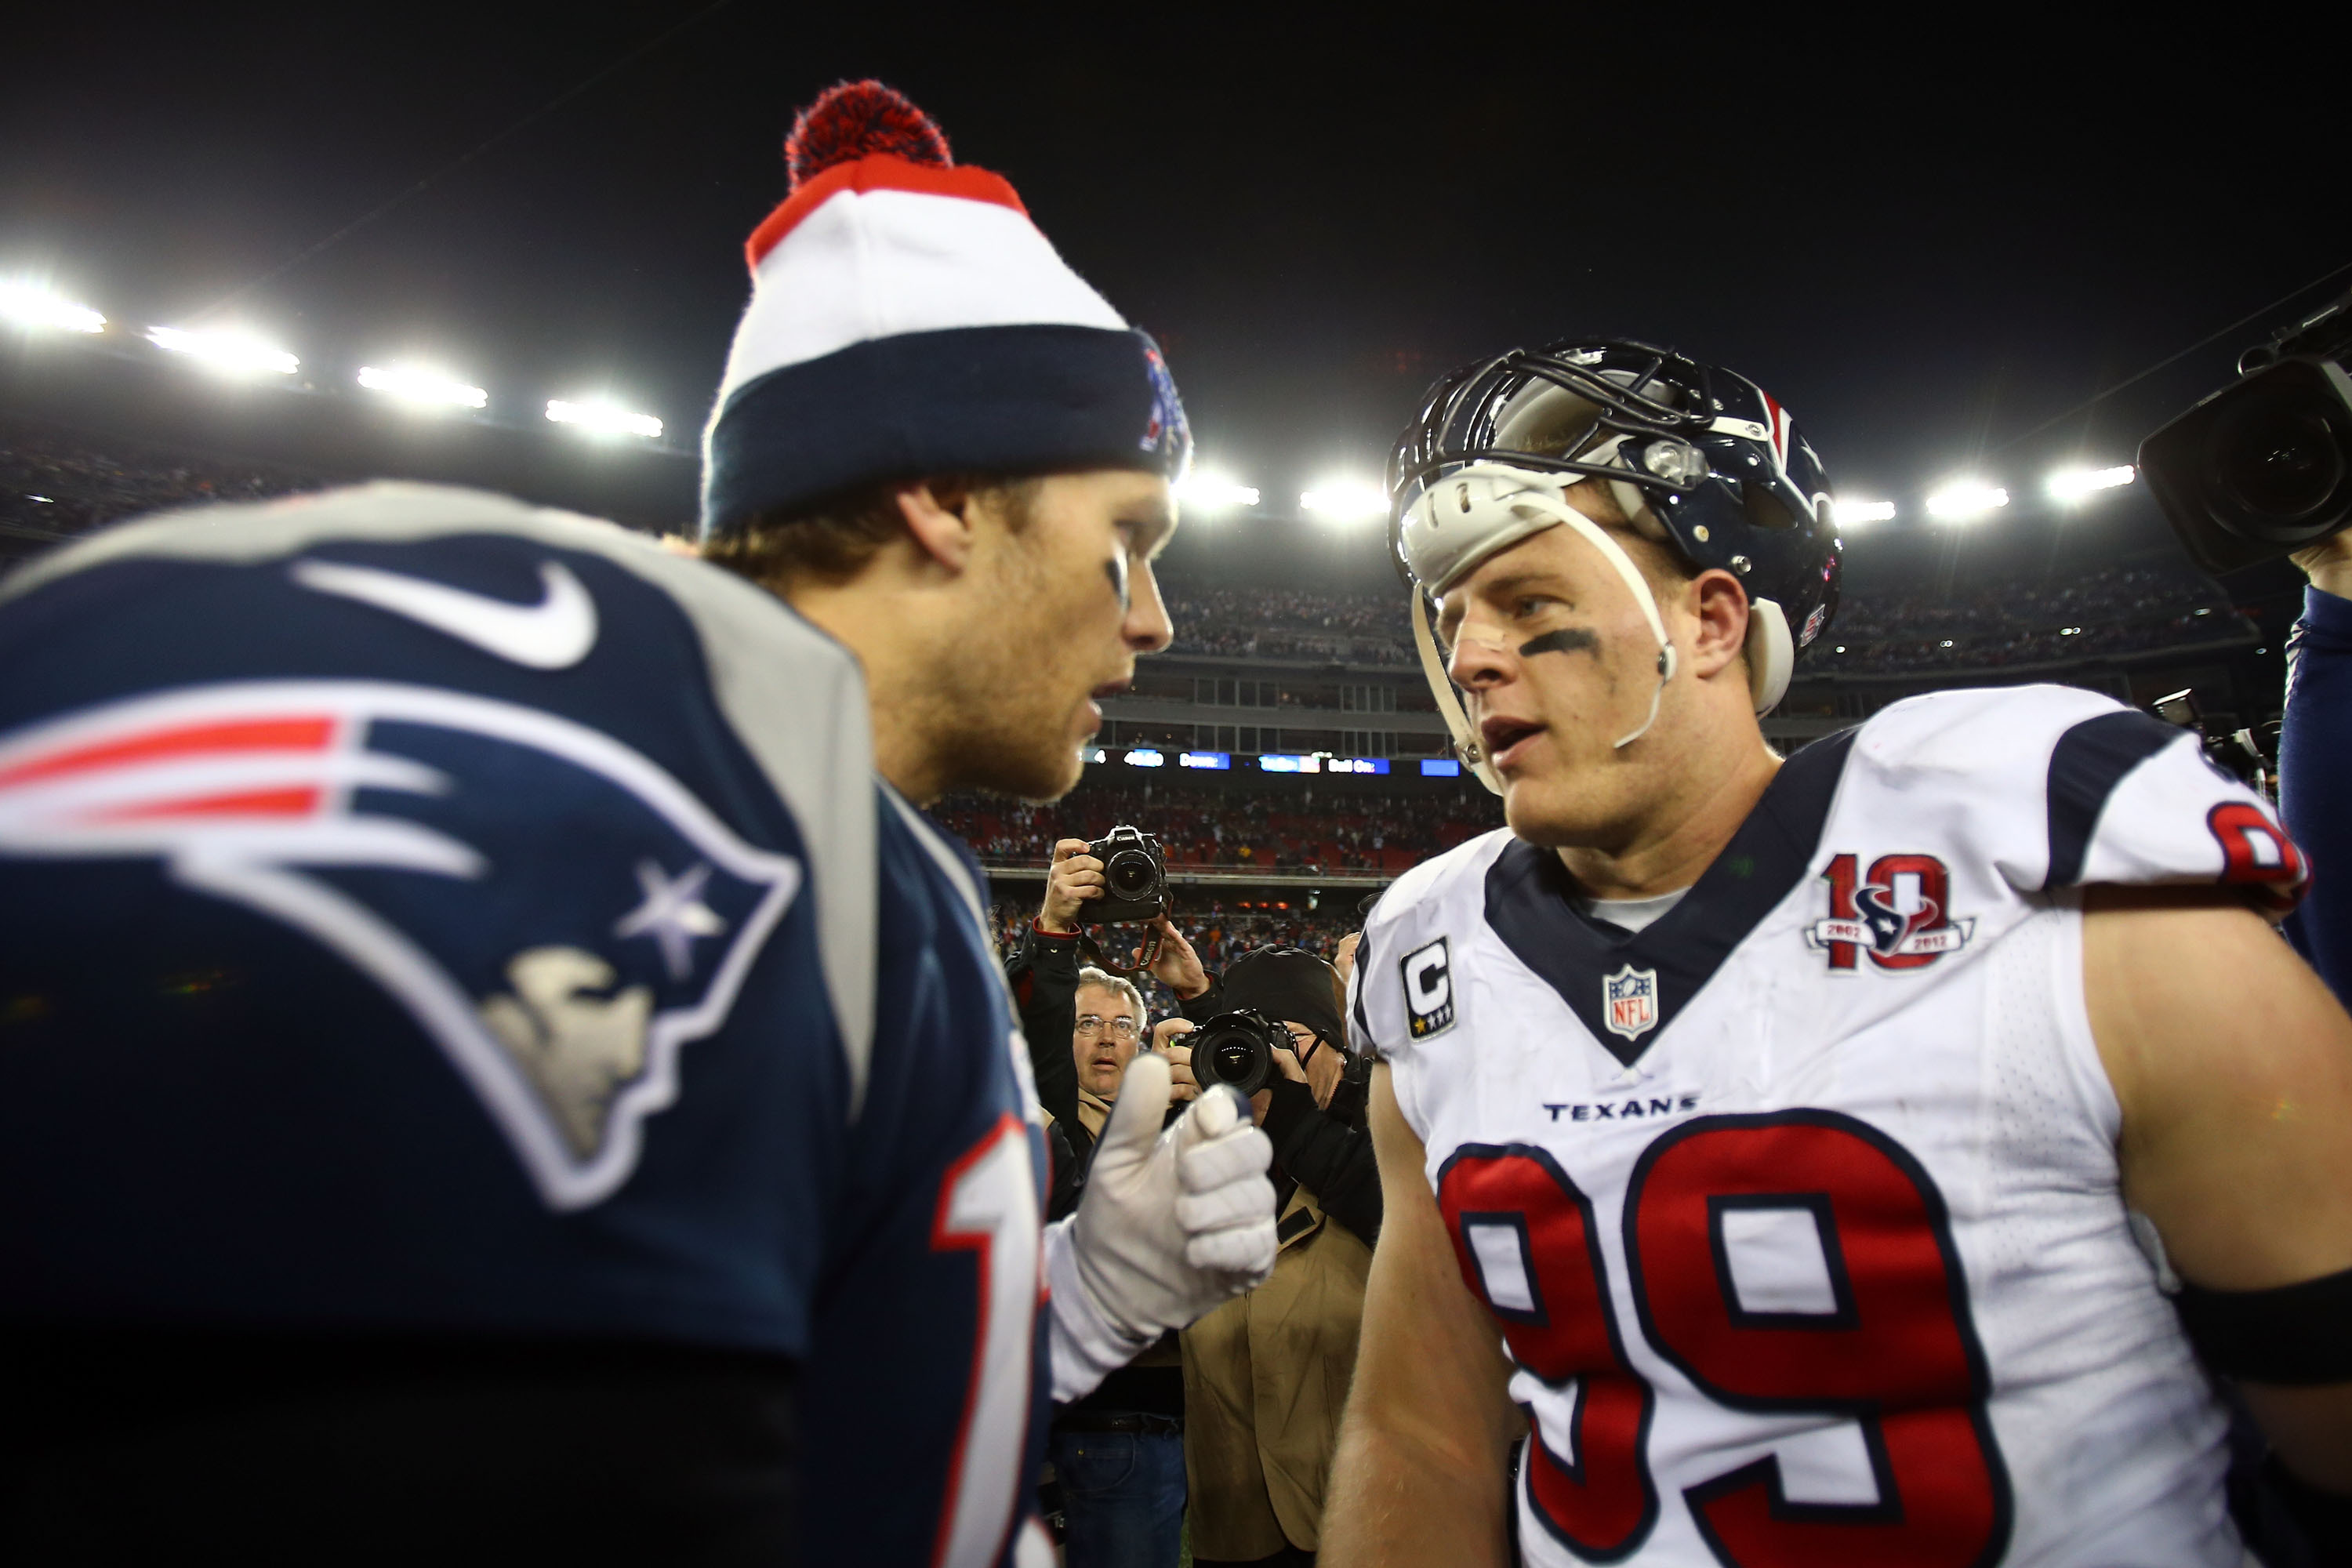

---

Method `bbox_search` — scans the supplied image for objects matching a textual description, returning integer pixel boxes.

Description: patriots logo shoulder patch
[0,680,802,1210]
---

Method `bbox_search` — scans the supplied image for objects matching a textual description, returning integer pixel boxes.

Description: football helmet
[1385,339,1842,790]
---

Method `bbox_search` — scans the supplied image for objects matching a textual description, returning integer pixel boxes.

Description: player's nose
[1446,627,1515,689]
[1125,560,1174,655]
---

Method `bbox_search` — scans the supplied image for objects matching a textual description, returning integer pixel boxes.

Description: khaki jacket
[1179,1181,1374,1557]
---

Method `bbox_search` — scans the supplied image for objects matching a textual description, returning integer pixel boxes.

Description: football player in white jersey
[1319,340,2352,1566]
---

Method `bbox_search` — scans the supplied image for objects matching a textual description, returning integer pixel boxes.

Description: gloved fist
[1052,1051,1277,1377]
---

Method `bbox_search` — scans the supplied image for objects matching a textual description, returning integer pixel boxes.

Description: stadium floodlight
[1925,482,2009,521]
[1298,481,1388,521]
[546,399,663,440]
[0,281,106,334]
[1835,499,1896,526]
[1177,469,1259,510]
[358,364,488,410]
[146,325,298,376]
[2046,463,2135,502]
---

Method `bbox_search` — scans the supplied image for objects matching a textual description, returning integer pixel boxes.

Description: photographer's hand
[1254,1042,1311,1123]
[1334,931,1363,990]
[1040,838,1104,934]
[1299,1035,1347,1110]
[2293,533,2352,601]
[1138,916,1210,1000]
[1155,1018,1200,1103]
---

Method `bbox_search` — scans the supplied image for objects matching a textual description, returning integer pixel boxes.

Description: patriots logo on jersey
[0,679,802,1210]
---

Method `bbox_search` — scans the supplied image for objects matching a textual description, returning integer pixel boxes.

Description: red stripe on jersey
[0,717,336,788]
[746,158,1029,270]
[93,786,323,822]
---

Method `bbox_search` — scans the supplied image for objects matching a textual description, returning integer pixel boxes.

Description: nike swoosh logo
[290,557,599,670]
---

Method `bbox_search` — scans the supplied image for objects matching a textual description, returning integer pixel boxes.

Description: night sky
[6,4,2349,553]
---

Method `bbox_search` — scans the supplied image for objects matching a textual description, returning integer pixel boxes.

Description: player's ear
[892,477,979,575]
[1686,568,1751,682]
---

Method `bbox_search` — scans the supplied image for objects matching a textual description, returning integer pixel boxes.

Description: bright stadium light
[546,399,662,439]
[1836,499,1896,526]
[1177,469,1259,509]
[1926,482,2009,521]
[358,364,487,410]
[2047,463,2135,502]
[147,325,298,376]
[1299,481,1388,521]
[0,281,106,334]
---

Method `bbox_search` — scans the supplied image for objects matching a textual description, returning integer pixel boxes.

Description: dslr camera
[1189,1008,1289,1097]
[1086,824,1168,924]
[2142,291,2352,575]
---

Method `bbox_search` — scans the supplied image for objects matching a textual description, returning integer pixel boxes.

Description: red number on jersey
[928,1112,1044,1568]
[1437,1145,1657,1559]
[1439,1116,2010,1568]
[2208,800,2307,913]
[1627,1112,2009,1567]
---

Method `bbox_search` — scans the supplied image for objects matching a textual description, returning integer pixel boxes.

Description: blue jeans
[1050,1425,1186,1568]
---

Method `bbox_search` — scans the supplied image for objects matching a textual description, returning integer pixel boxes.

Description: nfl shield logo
[1602,964,1659,1043]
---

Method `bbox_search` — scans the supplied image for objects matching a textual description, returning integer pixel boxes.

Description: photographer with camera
[1008,833,1214,1178]
[1159,946,1381,1568]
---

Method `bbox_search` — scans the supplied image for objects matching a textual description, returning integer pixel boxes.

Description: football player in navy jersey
[0,83,1276,1566]
[1321,342,2352,1566]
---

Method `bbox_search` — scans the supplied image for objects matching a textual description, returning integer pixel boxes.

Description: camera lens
[1194,1011,1275,1096]
[1209,1036,1261,1083]
[1106,849,1156,898]
[2211,378,2352,542]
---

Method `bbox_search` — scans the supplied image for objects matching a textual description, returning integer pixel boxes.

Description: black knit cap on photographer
[1214,948,1381,1247]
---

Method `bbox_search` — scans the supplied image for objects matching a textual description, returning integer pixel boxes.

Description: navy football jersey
[0,483,1051,1566]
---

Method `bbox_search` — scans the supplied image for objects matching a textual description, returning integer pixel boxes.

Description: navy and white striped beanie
[700,82,1192,539]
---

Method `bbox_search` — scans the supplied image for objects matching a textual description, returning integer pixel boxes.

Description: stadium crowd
[935,782,1500,875]
[1164,586,1418,666]
[0,419,324,546]
[1820,563,2255,673]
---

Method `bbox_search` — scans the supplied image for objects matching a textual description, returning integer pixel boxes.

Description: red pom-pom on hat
[785,80,953,191]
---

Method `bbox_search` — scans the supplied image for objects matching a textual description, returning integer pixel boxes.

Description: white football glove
[1045,1051,1277,1400]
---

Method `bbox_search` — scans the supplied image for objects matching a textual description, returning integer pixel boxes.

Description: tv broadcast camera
[2142,291,2352,575]
[1084,825,1168,924]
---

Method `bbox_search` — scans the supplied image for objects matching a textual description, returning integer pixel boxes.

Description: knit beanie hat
[701,82,1192,539]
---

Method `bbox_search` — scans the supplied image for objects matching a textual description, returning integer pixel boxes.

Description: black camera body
[2150,687,2275,798]
[1192,1008,1288,1097]
[1086,824,1168,924]
[2142,293,2352,575]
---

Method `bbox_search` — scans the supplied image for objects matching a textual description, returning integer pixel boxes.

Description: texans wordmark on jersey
[1352,686,2307,1567]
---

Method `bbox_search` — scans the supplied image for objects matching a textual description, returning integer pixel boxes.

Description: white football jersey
[1351,684,2309,1568]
